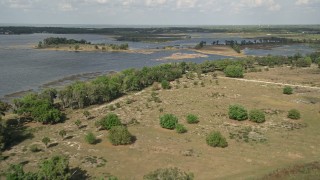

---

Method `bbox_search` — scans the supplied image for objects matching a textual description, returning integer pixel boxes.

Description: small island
[36,37,129,52]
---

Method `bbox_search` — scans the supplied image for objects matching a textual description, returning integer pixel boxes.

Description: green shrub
[224,65,244,78]
[30,144,41,152]
[186,114,199,124]
[283,86,293,95]
[249,109,266,123]
[295,57,312,67]
[100,113,122,130]
[108,126,133,145]
[143,167,194,180]
[288,109,301,120]
[206,131,228,148]
[228,105,248,121]
[161,80,171,89]
[176,124,187,134]
[85,132,97,144]
[160,114,178,130]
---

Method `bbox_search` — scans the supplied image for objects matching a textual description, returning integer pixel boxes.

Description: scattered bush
[85,132,97,144]
[283,86,293,95]
[115,102,121,108]
[228,105,248,121]
[176,124,187,134]
[83,111,91,119]
[160,114,178,130]
[143,167,194,180]
[58,130,67,140]
[206,131,228,148]
[161,80,171,89]
[186,114,199,124]
[249,109,266,123]
[224,65,244,78]
[100,113,122,130]
[108,126,133,145]
[108,105,116,111]
[42,137,50,148]
[288,109,301,120]
[30,144,41,152]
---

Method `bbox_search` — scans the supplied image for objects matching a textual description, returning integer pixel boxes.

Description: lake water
[0,33,317,99]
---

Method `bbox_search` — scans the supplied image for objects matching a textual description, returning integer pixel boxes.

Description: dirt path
[219,76,320,90]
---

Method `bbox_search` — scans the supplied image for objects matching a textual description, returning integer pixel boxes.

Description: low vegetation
[143,167,194,180]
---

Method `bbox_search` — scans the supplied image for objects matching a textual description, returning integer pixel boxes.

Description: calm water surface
[0,33,316,98]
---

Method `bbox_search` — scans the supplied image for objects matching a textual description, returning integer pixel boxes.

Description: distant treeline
[42,37,89,46]
[37,37,129,50]
[1,25,320,35]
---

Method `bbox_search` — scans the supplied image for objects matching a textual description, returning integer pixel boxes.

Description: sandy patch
[157,53,209,60]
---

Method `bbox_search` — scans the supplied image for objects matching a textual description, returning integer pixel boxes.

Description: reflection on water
[0,33,317,98]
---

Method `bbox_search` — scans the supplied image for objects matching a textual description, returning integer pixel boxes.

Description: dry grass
[1,66,320,179]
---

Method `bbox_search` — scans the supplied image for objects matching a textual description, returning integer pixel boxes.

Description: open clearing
[1,66,320,179]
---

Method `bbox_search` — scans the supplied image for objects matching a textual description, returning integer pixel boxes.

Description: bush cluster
[206,131,228,148]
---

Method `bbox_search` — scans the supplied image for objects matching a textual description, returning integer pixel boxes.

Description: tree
[37,41,43,48]
[283,86,293,95]
[59,130,67,140]
[42,137,50,148]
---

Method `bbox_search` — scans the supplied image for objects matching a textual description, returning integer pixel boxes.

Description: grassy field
[1,65,320,179]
